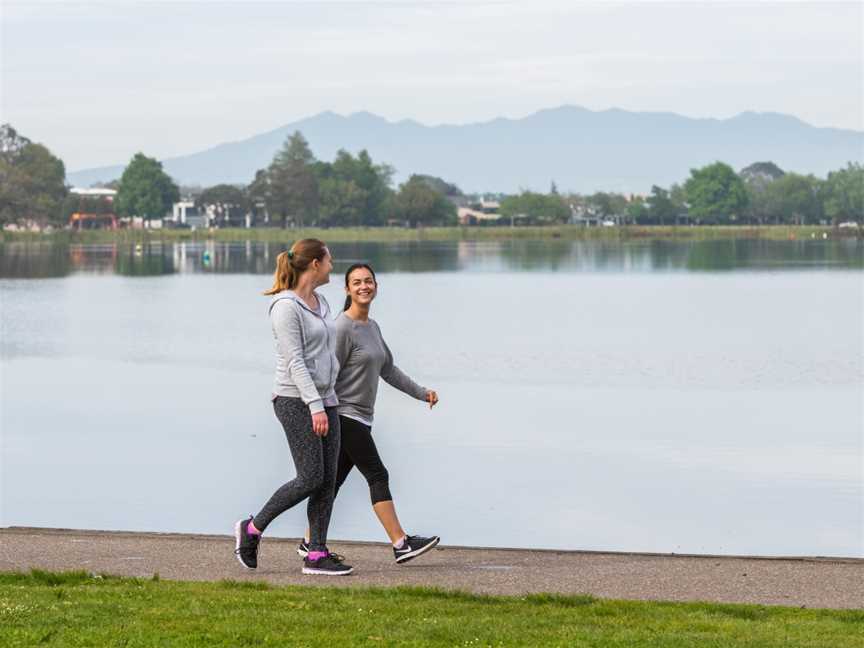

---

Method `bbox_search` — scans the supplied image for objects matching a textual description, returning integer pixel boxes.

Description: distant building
[70,187,117,199]
[458,200,502,225]
[68,187,118,230]
[171,200,207,228]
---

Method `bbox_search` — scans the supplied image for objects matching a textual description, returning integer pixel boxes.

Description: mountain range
[67,106,863,194]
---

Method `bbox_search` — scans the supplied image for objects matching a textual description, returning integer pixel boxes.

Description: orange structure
[69,212,118,230]
[68,187,118,230]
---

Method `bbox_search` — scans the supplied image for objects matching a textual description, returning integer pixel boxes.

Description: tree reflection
[2,239,861,279]
[0,243,71,278]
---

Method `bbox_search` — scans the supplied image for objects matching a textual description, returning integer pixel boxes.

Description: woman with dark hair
[234,238,353,576]
[298,262,441,564]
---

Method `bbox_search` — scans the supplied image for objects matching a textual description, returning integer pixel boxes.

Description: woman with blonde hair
[234,238,352,576]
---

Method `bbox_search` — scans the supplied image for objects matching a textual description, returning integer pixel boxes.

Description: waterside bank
[3,224,859,245]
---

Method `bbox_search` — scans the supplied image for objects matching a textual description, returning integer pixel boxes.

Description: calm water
[1,239,862,557]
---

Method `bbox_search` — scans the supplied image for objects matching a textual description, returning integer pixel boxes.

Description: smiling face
[346,266,377,307]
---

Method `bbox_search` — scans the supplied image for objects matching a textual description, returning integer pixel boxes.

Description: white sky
[1,0,861,171]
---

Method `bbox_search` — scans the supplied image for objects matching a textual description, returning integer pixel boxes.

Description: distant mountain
[68,106,864,194]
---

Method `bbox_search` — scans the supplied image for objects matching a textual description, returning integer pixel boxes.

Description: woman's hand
[426,390,439,409]
[312,411,329,436]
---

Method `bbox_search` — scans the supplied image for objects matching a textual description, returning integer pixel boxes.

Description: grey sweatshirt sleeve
[377,323,428,401]
[334,316,353,370]
[271,299,323,413]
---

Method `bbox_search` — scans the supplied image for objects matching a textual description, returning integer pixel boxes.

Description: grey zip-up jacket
[269,290,339,414]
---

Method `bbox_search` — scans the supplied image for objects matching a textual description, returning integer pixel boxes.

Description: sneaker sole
[395,536,440,564]
[234,520,257,570]
[301,566,354,576]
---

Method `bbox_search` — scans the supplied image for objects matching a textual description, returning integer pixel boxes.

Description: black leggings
[253,397,340,551]
[335,415,392,504]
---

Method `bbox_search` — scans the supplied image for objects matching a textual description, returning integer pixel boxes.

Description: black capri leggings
[335,415,392,504]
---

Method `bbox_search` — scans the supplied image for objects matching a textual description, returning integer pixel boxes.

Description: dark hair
[343,263,377,311]
[264,239,328,295]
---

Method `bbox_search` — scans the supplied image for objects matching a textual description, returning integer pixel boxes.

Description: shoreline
[2,526,862,608]
[2,224,860,244]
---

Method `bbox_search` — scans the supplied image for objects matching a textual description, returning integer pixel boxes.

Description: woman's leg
[252,397,326,534]
[338,416,406,545]
[305,427,355,543]
[305,407,341,551]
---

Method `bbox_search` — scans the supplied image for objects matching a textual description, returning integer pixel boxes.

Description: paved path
[1,528,861,609]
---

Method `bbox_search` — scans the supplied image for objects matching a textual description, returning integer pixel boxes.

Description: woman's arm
[272,300,323,413]
[334,317,353,371]
[377,323,428,402]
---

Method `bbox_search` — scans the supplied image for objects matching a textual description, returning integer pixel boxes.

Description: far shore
[2,224,861,245]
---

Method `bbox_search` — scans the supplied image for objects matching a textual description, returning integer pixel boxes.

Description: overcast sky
[1,0,861,171]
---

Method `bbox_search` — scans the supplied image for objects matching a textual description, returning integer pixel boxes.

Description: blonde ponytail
[263,239,327,295]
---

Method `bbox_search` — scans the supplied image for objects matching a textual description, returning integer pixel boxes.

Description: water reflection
[0,238,861,278]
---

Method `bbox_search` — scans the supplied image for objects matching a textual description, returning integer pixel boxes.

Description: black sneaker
[297,541,344,562]
[297,540,309,558]
[394,535,440,564]
[234,516,260,570]
[302,552,354,576]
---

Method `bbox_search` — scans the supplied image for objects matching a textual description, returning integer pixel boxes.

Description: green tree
[646,185,677,226]
[268,131,318,228]
[412,174,462,199]
[355,150,395,226]
[626,195,648,225]
[822,162,864,225]
[740,161,785,186]
[115,153,179,221]
[500,191,570,225]
[684,162,748,224]
[0,124,67,225]
[585,192,627,222]
[318,176,366,227]
[317,149,394,226]
[247,169,271,223]
[761,173,823,225]
[392,175,457,226]
[740,161,785,224]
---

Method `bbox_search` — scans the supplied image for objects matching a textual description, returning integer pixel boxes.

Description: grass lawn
[1,224,850,245]
[0,571,860,647]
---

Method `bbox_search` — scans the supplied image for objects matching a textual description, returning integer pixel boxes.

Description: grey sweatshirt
[269,290,338,414]
[334,312,427,425]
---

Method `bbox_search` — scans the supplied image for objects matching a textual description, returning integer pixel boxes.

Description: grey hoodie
[269,290,339,414]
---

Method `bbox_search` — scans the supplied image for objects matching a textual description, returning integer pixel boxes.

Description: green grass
[2,224,852,245]
[0,570,860,647]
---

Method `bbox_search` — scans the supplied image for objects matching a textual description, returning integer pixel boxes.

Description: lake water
[1,239,862,558]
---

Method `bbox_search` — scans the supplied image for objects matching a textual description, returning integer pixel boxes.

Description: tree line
[502,161,863,227]
[1,122,861,228]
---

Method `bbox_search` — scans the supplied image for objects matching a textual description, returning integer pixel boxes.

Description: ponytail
[264,238,328,295]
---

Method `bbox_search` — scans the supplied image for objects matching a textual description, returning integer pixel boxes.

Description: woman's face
[312,248,333,286]
[346,267,377,307]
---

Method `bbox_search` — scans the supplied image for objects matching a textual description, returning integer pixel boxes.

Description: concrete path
[1,527,861,609]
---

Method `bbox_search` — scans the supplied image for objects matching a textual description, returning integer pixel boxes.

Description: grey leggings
[252,397,341,552]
